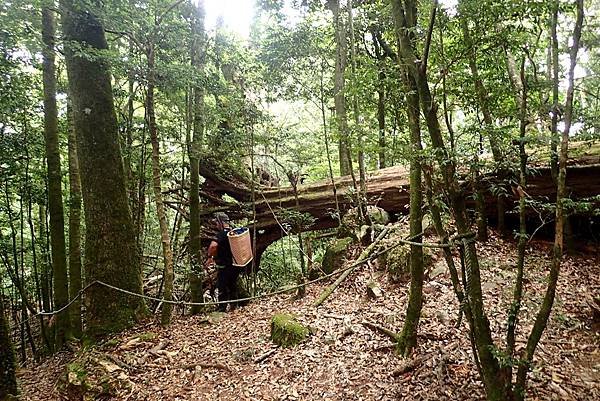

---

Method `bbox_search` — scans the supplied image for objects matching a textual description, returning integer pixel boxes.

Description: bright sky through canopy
[203,0,256,38]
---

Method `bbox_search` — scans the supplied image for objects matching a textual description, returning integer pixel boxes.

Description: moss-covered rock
[340,206,390,239]
[61,352,132,400]
[321,237,353,275]
[377,225,433,283]
[270,313,309,347]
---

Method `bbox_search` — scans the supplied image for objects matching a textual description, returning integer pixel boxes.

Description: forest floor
[17,231,600,401]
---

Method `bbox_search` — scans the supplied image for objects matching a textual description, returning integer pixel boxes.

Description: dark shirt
[215,228,233,266]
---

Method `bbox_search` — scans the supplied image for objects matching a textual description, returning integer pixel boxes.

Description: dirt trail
[18,234,600,400]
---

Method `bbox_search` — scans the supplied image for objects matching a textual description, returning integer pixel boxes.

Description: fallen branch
[254,348,278,363]
[391,356,423,377]
[313,227,390,307]
[361,320,400,342]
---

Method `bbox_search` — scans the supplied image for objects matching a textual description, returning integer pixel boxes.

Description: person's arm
[207,240,218,258]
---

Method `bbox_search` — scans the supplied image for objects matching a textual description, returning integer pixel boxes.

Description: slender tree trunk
[67,99,83,338]
[371,27,387,169]
[320,63,341,224]
[550,0,559,182]
[42,5,70,347]
[0,293,18,399]
[396,71,424,356]
[391,1,511,398]
[328,0,351,176]
[347,0,369,226]
[506,58,528,381]
[459,16,502,162]
[61,0,146,338]
[515,2,584,398]
[25,145,52,353]
[146,42,175,326]
[189,1,206,313]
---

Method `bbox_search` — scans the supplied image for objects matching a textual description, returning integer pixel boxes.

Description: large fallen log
[165,144,600,264]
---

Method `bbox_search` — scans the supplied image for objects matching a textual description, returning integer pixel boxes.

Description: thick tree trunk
[67,99,83,338]
[42,6,70,347]
[189,1,206,314]
[327,0,351,176]
[0,294,17,399]
[146,43,175,326]
[61,0,145,338]
[38,204,51,316]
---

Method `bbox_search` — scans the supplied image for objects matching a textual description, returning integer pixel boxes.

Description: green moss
[270,313,309,347]
[103,338,120,348]
[321,237,353,274]
[136,332,157,341]
[66,362,88,387]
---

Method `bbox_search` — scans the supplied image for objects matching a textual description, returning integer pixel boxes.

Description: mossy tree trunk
[189,0,206,314]
[60,0,145,338]
[397,71,424,356]
[42,5,70,347]
[394,1,423,357]
[67,99,83,339]
[146,41,175,326]
[0,294,17,400]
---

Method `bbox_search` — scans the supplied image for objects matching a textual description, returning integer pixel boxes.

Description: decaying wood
[166,146,600,266]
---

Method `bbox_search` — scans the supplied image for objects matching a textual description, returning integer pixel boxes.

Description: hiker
[207,212,240,312]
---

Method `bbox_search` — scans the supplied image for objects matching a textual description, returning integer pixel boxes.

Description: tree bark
[515,2,584,398]
[67,99,83,338]
[42,5,70,347]
[189,1,206,314]
[61,0,145,338]
[146,42,175,326]
[550,0,559,182]
[391,1,511,398]
[327,0,352,176]
[396,71,424,356]
[0,294,17,399]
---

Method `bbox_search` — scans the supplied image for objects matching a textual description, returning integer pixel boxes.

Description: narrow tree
[42,4,69,346]
[67,100,83,338]
[549,0,560,181]
[60,0,146,337]
[0,293,18,399]
[514,2,584,398]
[146,32,175,326]
[394,0,427,356]
[327,0,352,176]
[391,0,507,397]
[189,0,206,314]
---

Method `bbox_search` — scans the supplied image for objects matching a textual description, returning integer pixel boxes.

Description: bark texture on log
[169,147,600,264]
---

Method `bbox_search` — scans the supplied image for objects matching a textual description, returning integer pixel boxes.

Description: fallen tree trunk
[166,146,600,263]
